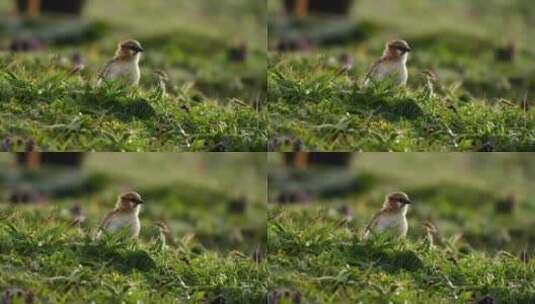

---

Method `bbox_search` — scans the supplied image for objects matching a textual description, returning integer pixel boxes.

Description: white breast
[104,60,140,86]
[365,57,408,87]
[368,212,408,239]
[105,212,140,239]
[378,61,407,85]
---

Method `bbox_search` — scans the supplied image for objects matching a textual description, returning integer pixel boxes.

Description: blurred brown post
[295,0,309,18]
[284,153,351,169]
[16,153,85,168]
[15,0,86,16]
[26,152,41,169]
[294,152,309,170]
[284,0,354,16]
[15,152,41,169]
[27,0,40,17]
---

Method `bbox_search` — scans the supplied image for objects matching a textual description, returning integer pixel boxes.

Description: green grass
[0,59,266,151]
[0,153,268,303]
[0,0,267,151]
[268,0,535,151]
[267,153,535,303]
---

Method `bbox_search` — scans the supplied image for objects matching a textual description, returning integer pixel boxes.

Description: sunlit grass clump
[268,206,535,303]
[0,204,267,303]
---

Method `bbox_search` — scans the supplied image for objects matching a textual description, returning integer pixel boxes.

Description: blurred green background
[269,0,533,44]
[269,152,535,254]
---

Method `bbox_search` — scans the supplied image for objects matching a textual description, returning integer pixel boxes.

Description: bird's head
[384,40,411,60]
[420,69,437,81]
[384,191,412,212]
[153,69,169,81]
[117,40,144,60]
[117,191,144,211]
[422,221,437,233]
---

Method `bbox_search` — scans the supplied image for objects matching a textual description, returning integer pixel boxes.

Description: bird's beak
[404,46,412,52]
[404,199,412,205]
[136,199,144,205]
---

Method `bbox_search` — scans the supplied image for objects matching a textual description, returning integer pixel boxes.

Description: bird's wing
[99,209,119,231]
[364,210,383,234]
[97,58,117,80]
[69,64,85,76]
[364,59,382,81]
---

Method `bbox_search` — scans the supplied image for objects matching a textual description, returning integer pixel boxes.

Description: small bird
[97,192,144,240]
[423,221,445,248]
[363,40,412,88]
[69,204,86,227]
[68,53,86,76]
[154,222,170,252]
[152,69,179,98]
[331,53,354,79]
[421,69,437,99]
[363,192,412,239]
[97,40,144,87]
[494,194,516,214]
[227,42,248,62]
[495,42,515,62]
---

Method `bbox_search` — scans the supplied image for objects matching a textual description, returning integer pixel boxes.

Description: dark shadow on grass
[344,239,424,273]
[373,249,424,273]
[196,75,267,101]
[77,242,156,273]
[474,288,535,304]
[346,91,424,122]
[101,98,157,122]
[463,79,534,102]
[492,139,535,152]
[78,91,157,122]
